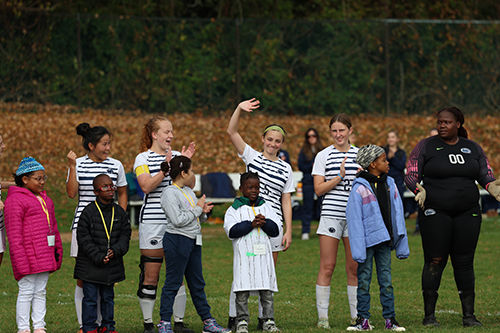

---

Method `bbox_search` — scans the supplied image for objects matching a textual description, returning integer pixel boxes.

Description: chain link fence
[1,13,499,114]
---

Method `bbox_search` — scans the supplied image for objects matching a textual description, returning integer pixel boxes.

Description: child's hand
[107,249,114,259]
[103,256,110,264]
[67,150,77,168]
[197,194,206,208]
[203,202,214,213]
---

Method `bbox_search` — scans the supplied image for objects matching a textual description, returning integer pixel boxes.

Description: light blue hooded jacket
[346,175,410,263]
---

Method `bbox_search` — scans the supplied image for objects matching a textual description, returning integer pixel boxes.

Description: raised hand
[181,142,196,158]
[339,156,348,178]
[67,150,77,168]
[238,98,260,113]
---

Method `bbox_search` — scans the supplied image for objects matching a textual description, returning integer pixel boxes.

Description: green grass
[0,217,499,332]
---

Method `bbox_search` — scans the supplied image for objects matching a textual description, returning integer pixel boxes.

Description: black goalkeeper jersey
[405,135,495,212]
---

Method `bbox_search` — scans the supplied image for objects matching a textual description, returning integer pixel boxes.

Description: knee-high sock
[347,285,358,319]
[173,285,187,322]
[75,285,83,327]
[139,296,156,324]
[228,287,237,317]
[316,285,330,320]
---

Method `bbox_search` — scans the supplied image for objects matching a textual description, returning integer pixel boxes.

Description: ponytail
[161,155,191,180]
[141,116,170,152]
[437,107,468,139]
[76,123,110,151]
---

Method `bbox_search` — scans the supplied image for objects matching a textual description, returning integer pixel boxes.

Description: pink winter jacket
[4,186,63,281]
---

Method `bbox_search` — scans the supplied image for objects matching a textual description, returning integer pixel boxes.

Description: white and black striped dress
[238,144,294,221]
[133,150,180,224]
[312,145,359,220]
[69,155,127,230]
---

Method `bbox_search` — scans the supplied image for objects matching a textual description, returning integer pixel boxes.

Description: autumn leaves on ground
[1,102,499,225]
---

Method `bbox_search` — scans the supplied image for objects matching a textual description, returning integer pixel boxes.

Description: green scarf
[231,196,266,210]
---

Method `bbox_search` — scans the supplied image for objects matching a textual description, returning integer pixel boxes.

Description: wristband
[337,174,344,181]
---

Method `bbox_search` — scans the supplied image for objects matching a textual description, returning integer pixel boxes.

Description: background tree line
[1,1,499,114]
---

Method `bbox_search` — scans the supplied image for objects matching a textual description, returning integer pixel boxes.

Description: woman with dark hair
[298,128,324,240]
[383,131,407,212]
[405,106,500,327]
[66,123,128,333]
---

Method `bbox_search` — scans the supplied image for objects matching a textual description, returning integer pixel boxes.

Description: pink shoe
[33,329,47,333]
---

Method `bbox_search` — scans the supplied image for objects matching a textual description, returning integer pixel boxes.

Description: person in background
[278,149,291,165]
[383,131,406,212]
[298,128,324,240]
[67,123,128,333]
[0,134,15,267]
[405,107,500,327]
[4,157,63,333]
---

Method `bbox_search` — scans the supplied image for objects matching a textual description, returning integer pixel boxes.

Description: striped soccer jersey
[133,150,180,224]
[312,145,359,220]
[239,144,294,220]
[69,155,127,230]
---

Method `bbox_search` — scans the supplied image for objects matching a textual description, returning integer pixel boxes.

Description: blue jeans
[160,232,212,322]
[356,242,395,319]
[82,281,115,332]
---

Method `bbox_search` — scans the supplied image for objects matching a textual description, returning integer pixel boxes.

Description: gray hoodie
[160,184,207,239]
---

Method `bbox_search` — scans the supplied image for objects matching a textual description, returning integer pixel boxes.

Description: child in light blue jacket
[346,145,409,332]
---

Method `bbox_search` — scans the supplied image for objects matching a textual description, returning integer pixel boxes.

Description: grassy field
[0,216,499,333]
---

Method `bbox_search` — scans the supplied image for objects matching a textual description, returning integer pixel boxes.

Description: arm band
[135,165,150,176]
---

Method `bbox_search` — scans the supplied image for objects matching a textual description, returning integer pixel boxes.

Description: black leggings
[419,206,481,291]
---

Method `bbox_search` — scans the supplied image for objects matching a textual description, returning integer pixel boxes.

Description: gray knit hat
[356,145,385,169]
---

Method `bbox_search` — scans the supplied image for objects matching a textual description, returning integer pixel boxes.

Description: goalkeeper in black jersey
[405,107,500,328]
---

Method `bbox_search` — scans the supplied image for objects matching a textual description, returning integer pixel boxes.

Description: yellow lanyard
[251,204,260,234]
[95,201,114,248]
[37,196,52,233]
[173,183,199,224]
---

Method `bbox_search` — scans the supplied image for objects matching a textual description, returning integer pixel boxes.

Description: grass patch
[0,217,499,332]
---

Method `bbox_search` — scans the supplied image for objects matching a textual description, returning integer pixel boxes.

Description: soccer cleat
[463,315,482,327]
[174,322,195,333]
[18,330,31,333]
[235,320,248,333]
[157,321,174,333]
[384,318,405,331]
[143,322,156,333]
[301,233,310,240]
[202,318,231,333]
[33,329,47,333]
[346,317,372,331]
[262,319,280,332]
[317,318,330,329]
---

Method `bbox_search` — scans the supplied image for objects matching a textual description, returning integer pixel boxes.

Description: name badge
[47,234,55,247]
[196,234,203,246]
[253,243,266,255]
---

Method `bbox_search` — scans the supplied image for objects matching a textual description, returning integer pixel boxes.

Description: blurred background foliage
[1,0,499,114]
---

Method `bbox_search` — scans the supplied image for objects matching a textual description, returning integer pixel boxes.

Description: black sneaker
[143,322,155,333]
[422,315,439,327]
[463,315,482,327]
[257,318,265,330]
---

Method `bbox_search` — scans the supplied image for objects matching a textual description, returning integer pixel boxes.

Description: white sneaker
[236,320,248,333]
[262,319,280,332]
[301,233,310,240]
[317,318,330,329]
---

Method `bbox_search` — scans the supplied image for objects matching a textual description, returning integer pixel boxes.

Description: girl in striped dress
[226,98,294,329]
[66,123,128,333]
[133,116,195,333]
[312,114,360,329]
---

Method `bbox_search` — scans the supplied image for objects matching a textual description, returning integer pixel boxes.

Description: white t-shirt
[68,155,127,230]
[224,201,279,292]
[133,150,180,224]
[312,145,359,220]
[239,144,294,220]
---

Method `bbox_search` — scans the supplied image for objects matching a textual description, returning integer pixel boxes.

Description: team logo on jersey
[107,168,114,174]
[436,147,444,151]
[461,148,471,154]
[424,209,436,216]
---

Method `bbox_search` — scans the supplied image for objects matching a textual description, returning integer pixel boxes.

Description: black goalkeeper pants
[419,206,481,292]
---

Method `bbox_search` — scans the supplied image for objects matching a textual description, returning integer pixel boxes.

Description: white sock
[347,285,358,319]
[316,285,330,320]
[173,285,187,322]
[228,287,236,317]
[139,297,156,323]
[75,285,83,327]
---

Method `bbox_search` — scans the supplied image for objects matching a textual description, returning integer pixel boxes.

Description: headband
[263,125,286,137]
